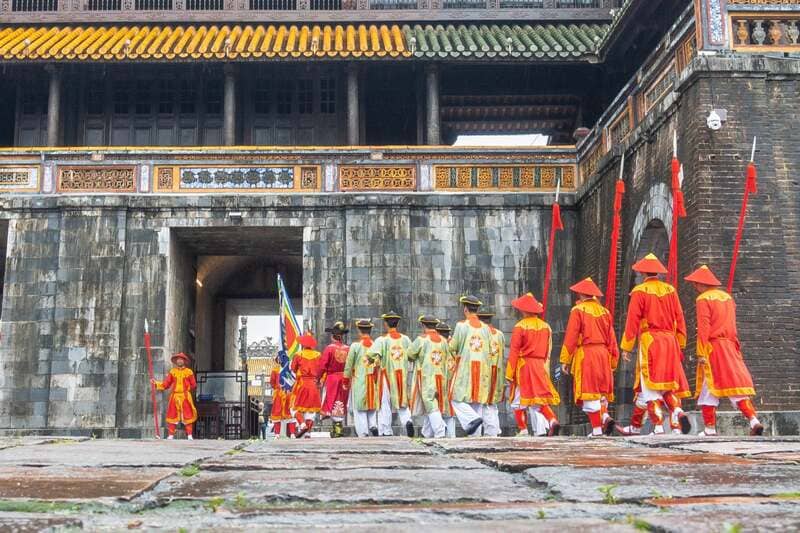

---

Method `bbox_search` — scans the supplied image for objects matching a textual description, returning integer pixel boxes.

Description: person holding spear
[151,352,198,440]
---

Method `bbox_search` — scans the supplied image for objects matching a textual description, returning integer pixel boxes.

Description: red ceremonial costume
[290,333,321,438]
[319,338,350,421]
[685,265,762,436]
[155,353,197,438]
[270,361,292,423]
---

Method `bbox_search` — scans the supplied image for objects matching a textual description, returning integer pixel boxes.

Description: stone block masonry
[0,193,575,435]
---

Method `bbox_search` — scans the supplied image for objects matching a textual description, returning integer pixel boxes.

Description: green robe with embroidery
[407,333,450,414]
[449,318,493,404]
[486,327,507,405]
[371,332,412,410]
[344,338,380,412]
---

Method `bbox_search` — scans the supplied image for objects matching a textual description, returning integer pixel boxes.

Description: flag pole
[727,137,758,292]
[606,151,625,322]
[667,131,685,287]
[144,319,160,439]
[542,177,563,317]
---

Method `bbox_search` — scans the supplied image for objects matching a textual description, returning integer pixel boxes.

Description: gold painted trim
[153,164,322,193]
[0,165,41,193]
[433,164,577,192]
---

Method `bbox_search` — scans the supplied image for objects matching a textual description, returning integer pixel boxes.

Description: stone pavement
[0,436,797,531]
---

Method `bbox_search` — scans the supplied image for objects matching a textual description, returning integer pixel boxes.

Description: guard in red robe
[270,357,295,438]
[291,333,322,438]
[559,277,618,437]
[152,352,197,440]
[505,293,560,437]
[319,321,350,438]
[685,265,763,436]
[619,253,691,436]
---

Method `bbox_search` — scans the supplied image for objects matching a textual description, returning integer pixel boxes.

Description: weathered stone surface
[204,452,484,471]
[667,438,800,458]
[523,463,800,503]
[244,437,431,456]
[0,466,173,500]
[0,514,83,532]
[637,501,800,533]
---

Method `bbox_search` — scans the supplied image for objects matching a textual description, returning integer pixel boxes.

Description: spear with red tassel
[542,177,564,317]
[667,132,687,287]
[605,152,626,321]
[727,137,758,293]
[144,319,161,438]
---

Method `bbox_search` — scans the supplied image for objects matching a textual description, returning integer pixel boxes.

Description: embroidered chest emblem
[469,335,484,353]
[488,341,500,363]
[430,350,443,366]
[334,346,348,364]
[390,345,404,362]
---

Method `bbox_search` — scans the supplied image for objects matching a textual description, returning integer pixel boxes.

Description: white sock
[750,417,761,428]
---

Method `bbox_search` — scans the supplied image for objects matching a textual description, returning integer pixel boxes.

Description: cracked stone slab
[203,452,485,471]
[523,463,800,503]
[666,439,800,458]
[243,437,431,455]
[0,439,242,467]
[0,466,174,500]
[636,500,800,532]
[322,518,639,532]
[0,514,83,531]
[427,437,625,454]
[157,466,547,504]
[0,437,88,451]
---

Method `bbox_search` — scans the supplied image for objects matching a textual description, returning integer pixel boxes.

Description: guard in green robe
[372,311,414,437]
[343,319,380,437]
[435,321,458,438]
[478,310,507,437]
[408,315,449,438]
[449,295,493,436]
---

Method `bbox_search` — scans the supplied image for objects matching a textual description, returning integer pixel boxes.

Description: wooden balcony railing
[1,0,622,22]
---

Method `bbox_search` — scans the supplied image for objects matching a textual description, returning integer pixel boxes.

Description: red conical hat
[684,265,721,286]
[171,352,192,365]
[632,253,668,274]
[569,277,603,297]
[297,332,317,349]
[511,293,544,314]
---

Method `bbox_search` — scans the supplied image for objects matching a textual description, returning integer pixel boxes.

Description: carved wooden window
[298,79,313,114]
[205,80,223,115]
[607,108,630,148]
[179,80,197,115]
[85,85,106,116]
[320,78,336,114]
[642,62,676,114]
[276,80,293,115]
[112,81,131,115]
[20,81,46,116]
[254,80,271,114]
[135,80,151,115]
[158,80,175,115]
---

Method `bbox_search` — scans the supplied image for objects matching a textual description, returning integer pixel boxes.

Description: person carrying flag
[619,253,691,436]
[152,352,198,440]
[435,321,458,438]
[319,321,351,438]
[269,355,295,438]
[408,315,449,439]
[449,295,493,436]
[559,277,618,437]
[373,311,414,437]
[505,293,561,437]
[685,265,763,436]
[477,310,506,438]
[344,319,381,437]
[291,333,322,438]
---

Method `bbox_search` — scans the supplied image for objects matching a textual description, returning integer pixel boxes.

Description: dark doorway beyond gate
[166,226,303,438]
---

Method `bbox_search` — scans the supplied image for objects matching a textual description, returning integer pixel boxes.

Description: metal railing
[12,0,57,11]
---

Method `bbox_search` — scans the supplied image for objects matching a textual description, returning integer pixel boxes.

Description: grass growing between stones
[597,484,619,504]
[0,500,82,513]
[774,492,800,499]
[179,464,200,477]
[625,515,655,531]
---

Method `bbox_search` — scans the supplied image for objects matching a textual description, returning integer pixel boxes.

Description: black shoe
[465,417,483,436]
[678,413,692,435]
[369,426,379,437]
[603,418,616,436]
[548,422,561,437]
[405,420,415,438]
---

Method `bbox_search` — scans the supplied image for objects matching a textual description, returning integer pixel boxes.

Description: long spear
[667,132,687,286]
[542,177,564,317]
[144,319,160,438]
[727,137,758,292]
[606,152,626,321]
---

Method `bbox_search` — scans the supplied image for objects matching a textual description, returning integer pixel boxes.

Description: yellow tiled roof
[0,24,410,61]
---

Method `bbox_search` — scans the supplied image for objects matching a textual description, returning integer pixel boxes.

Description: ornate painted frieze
[57,166,136,192]
[154,166,320,193]
[0,166,40,192]
[433,165,576,191]
[339,166,416,191]
[732,14,800,48]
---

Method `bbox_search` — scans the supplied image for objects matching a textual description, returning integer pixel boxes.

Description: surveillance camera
[706,110,723,131]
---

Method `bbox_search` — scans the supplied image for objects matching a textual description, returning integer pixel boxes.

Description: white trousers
[696,381,747,408]
[483,404,501,437]
[452,401,484,435]
[353,410,377,437]
[420,410,447,438]
[581,400,602,413]
[526,406,551,436]
[638,366,666,403]
[378,376,411,435]
[445,416,456,438]
[291,410,315,423]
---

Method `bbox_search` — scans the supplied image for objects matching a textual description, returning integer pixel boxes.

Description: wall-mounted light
[228,211,243,222]
[196,278,203,288]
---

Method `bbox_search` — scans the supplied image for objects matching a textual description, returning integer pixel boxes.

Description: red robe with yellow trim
[156,367,198,425]
[290,348,322,413]
[505,316,560,406]
[621,277,691,397]
[319,340,350,418]
[560,298,619,402]
[693,288,755,397]
[270,362,291,422]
